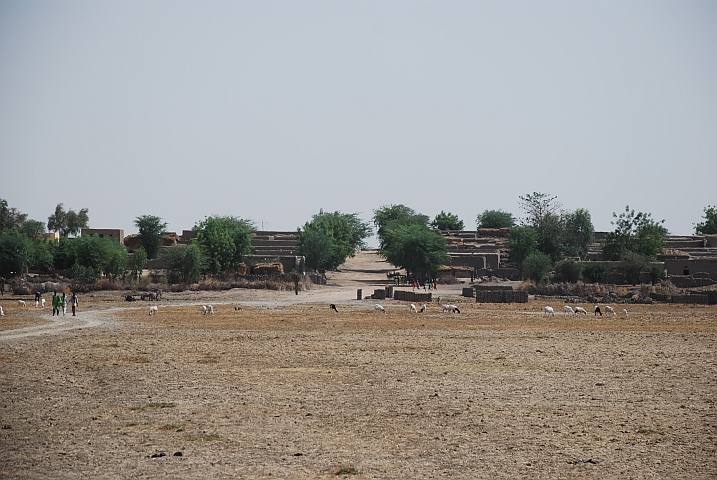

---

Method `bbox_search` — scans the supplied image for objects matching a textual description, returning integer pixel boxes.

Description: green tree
[518,192,562,262]
[163,244,206,283]
[134,215,167,260]
[72,235,127,280]
[0,231,33,277]
[553,259,581,283]
[297,210,372,272]
[476,209,516,229]
[506,226,537,276]
[582,263,606,283]
[602,206,668,261]
[47,203,89,237]
[194,216,254,275]
[373,204,429,252]
[694,206,717,235]
[430,211,464,231]
[19,219,47,240]
[560,208,594,259]
[0,198,28,233]
[618,251,650,285]
[30,239,55,273]
[127,246,148,282]
[380,223,449,279]
[522,252,552,283]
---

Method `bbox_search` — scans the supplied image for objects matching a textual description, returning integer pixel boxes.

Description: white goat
[605,305,616,316]
[419,304,427,313]
[35,300,39,308]
[574,307,588,315]
[207,305,214,315]
[442,304,460,313]
[149,305,158,316]
[563,305,575,316]
[374,304,385,313]
[201,305,207,315]
[18,300,26,307]
[41,298,46,308]
[544,306,555,316]
[0,306,4,316]
[622,308,628,316]
[410,304,417,313]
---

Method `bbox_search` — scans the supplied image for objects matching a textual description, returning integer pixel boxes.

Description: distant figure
[412,281,417,291]
[330,304,339,313]
[61,292,67,316]
[35,291,41,306]
[0,276,5,296]
[433,281,437,290]
[71,291,78,316]
[594,306,602,316]
[51,291,61,316]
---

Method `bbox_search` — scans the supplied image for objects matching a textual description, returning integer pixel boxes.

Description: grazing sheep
[201,305,207,315]
[442,304,460,313]
[35,300,39,308]
[18,300,26,307]
[234,306,243,311]
[594,306,602,316]
[410,304,417,313]
[330,304,339,313]
[207,305,214,315]
[419,304,426,313]
[622,308,628,316]
[374,304,385,313]
[574,307,588,315]
[149,306,158,316]
[605,305,616,316]
[41,298,46,308]
[544,306,555,316]
[0,306,4,316]
[563,305,575,316]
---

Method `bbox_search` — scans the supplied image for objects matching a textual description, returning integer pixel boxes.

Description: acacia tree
[134,215,167,260]
[194,216,254,275]
[507,226,537,277]
[430,211,464,231]
[163,244,206,283]
[297,210,371,272]
[560,208,594,259]
[518,192,562,262]
[695,206,717,235]
[602,206,667,261]
[47,203,89,237]
[373,204,429,252]
[0,231,33,277]
[0,198,28,233]
[127,246,148,282]
[381,223,449,279]
[476,210,515,229]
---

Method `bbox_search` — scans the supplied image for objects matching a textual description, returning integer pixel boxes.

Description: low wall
[393,290,432,303]
[475,290,528,303]
[650,292,713,305]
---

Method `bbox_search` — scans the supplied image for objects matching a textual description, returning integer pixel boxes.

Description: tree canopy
[194,216,254,275]
[47,203,89,237]
[560,208,594,259]
[380,223,449,279]
[373,204,429,251]
[518,192,562,262]
[602,206,668,260]
[430,211,464,231]
[297,210,372,272]
[476,209,515,229]
[695,206,717,235]
[134,215,167,260]
[507,226,537,276]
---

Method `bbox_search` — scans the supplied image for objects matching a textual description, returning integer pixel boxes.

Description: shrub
[522,252,552,283]
[553,259,581,283]
[582,263,606,283]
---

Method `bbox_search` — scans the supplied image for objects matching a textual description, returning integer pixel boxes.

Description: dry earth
[1,251,716,479]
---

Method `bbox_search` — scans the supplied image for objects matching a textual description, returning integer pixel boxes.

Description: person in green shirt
[51,291,61,316]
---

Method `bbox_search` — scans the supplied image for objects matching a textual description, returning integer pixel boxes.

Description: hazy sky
[1,0,715,245]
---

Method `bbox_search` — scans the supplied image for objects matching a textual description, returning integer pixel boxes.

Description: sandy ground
[0,251,715,479]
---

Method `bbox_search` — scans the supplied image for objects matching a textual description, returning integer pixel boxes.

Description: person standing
[71,291,78,316]
[61,292,67,316]
[51,290,61,316]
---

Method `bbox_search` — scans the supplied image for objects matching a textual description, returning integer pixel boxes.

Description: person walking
[71,291,78,316]
[61,292,67,316]
[51,290,61,316]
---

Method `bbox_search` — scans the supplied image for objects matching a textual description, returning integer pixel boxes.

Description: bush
[582,263,606,283]
[522,252,552,283]
[553,259,581,283]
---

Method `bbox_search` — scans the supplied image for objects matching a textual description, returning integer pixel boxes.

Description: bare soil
[1,251,715,479]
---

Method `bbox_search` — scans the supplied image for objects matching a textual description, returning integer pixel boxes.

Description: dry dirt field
[1,252,716,479]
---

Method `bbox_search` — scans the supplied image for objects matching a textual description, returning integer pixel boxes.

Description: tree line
[1,197,716,285]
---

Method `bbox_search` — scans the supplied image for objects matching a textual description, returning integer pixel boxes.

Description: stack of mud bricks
[373,289,386,300]
[475,288,528,304]
[651,292,713,304]
[393,290,432,303]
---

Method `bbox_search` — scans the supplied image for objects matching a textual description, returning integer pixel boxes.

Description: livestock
[234,306,243,311]
[201,305,207,315]
[149,306,158,316]
[125,295,136,302]
[605,305,616,316]
[544,306,555,316]
[563,305,575,316]
[594,306,602,316]
[442,304,460,313]
[141,292,157,301]
[330,304,339,313]
[574,307,588,315]
[419,304,426,313]
[622,308,628,316]
[207,305,214,315]
[374,304,385,313]
[18,300,26,307]
[0,306,3,316]
[410,304,417,313]
[35,300,39,308]
[41,298,45,308]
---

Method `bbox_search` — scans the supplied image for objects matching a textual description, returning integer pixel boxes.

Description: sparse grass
[159,424,185,432]
[335,467,360,475]
[122,356,150,363]
[184,433,221,441]
[197,355,219,364]
[130,402,176,411]
[636,429,664,435]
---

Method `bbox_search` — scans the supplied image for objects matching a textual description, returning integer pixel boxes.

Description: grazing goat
[605,305,616,316]
[594,306,602,316]
[207,305,214,315]
[374,304,385,313]
[544,306,555,316]
[574,307,588,315]
[442,304,460,314]
[419,304,426,313]
[149,306,158,316]
[35,300,39,308]
[234,306,243,311]
[563,305,575,316]
[622,308,628,316]
[41,298,45,308]
[18,300,26,307]
[125,295,136,302]
[201,305,207,315]
[0,306,4,316]
[330,304,339,313]
[410,304,417,313]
